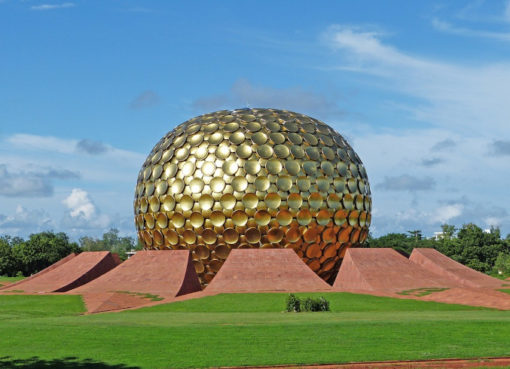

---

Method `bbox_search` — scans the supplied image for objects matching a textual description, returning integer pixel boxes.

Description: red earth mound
[333,248,454,292]
[410,248,507,288]
[205,248,332,293]
[333,248,510,309]
[0,252,119,293]
[70,250,202,313]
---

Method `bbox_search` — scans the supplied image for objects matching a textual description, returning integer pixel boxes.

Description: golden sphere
[134,108,371,286]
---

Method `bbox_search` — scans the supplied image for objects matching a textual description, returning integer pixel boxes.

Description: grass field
[0,275,24,287]
[1,292,510,369]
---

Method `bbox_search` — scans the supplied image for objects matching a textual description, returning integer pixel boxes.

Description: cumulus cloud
[30,3,75,11]
[0,206,54,233]
[0,165,79,198]
[192,79,343,118]
[76,139,109,155]
[62,189,96,219]
[489,140,510,156]
[62,189,110,230]
[377,175,435,192]
[432,204,464,224]
[129,90,160,109]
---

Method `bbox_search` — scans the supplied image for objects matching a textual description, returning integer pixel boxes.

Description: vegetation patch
[0,276,25,283]
[114,291,163,302]
[498,289,510,295]
[286,293,330,312]
[2,292,508,369]
[397,287,450,297]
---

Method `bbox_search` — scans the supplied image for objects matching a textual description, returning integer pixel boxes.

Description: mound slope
[333,248,454,292]
[205,248,332,293]
[0,252,119,293]
[70,250,202,313]
[410,248,507,288]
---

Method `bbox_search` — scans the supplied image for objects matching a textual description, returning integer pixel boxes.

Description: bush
[286,294,330,312]
[286,293,301,312]
[495,252,510,275]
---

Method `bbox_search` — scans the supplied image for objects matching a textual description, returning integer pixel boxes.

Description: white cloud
[432,204,464,224]
[30,3,75,11]
[5,134,144,164]
[322,25,510,137]
[63,188,96,219]
[193,79,343,118]
[0,206,54,234]
[504,0,510,22]
[61,189,111,231]
[485,216,502,228]
[431,18,510,41]
[7,134,76,154]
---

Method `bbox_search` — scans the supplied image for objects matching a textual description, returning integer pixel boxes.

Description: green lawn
[0,292,509,369]
[0,275,24,287]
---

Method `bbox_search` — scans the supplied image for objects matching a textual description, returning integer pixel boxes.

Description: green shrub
[286,294,301,312]
[286,294,330,312]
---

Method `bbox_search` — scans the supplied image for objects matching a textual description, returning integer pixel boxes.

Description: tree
[12,232,80,276]
[407,230,422,242]
[441,223,510,273]
[440,224,456,239]
[0,236,19,276]
[79,228,136,260]
[494,252,510,275]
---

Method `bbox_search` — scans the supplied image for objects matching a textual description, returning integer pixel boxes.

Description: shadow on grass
[0,356,140,369]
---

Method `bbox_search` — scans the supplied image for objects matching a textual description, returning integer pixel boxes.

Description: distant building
[433,232,445,240]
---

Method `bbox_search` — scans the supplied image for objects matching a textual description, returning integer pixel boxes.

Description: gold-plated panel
[223,228,239,244]
[190,212,204,228]
[210,211,226,227]
[134,108,371,286]
[267,228,284,243]
[242,193,259,209]
[232,210,248,226]
[232,177,248,192]
[198,194,214,210]
[288,193,303,208]
[264,193,281,209]
[202,229,217,244]
[245,160,261,175]
[276,210,292,226]
[254,210,271,226]
[220,193,236,209]
[266,159,283,174]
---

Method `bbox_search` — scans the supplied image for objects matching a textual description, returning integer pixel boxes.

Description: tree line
[1,223,510,278]
[0,229,141,277]
[367,223,510,276]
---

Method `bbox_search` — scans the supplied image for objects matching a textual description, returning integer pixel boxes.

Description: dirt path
[223,357,510,369]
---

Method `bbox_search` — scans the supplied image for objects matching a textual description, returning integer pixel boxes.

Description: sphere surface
[134,108,371,285]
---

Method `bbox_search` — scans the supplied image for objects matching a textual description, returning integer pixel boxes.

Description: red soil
[0,253,76,291]
[224,357,510,369]
[205,248,332,293]
[333,248,455,292]
[0,252,119,293]
[333,248,510,310]
[410,248,507,289]
[70,250,202,313]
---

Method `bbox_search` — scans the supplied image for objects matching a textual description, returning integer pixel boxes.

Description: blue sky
[1,0,510,240]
